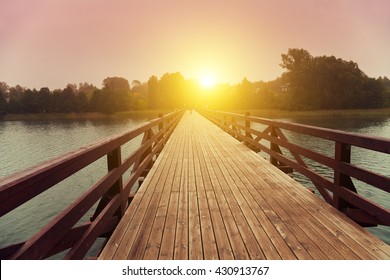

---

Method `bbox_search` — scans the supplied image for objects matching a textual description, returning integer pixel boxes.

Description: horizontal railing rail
[0,109,184,259]
[199,110,390,227]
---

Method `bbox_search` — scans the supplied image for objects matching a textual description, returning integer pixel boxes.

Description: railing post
[108,148,126,216]
[244,112,251,146]
[158,113,164,129]
[245,112,251,137]
[333,142,357,211]
[230,115,235,138]
[158,113,164,147]
[91,147,125,221]
[270,126,279,166]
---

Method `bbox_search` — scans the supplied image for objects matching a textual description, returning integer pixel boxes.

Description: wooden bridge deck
[99,111,390,260]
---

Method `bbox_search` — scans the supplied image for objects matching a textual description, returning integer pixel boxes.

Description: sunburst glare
[199,72,217,89]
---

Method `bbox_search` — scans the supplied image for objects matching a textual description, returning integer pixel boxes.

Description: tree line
[279,48,389,110]
[1,48,389,115]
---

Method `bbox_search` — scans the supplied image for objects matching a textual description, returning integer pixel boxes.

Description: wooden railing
[0,110,184,259]
[200,110,390,227]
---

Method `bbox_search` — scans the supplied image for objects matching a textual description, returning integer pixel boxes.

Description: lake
[0,113,389,258]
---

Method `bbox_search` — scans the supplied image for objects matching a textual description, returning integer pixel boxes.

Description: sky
[1,0,390,89]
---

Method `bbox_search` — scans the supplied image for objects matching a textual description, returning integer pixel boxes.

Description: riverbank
[242,107,390,119]
[1,108,390,121]
[0,110,172,121]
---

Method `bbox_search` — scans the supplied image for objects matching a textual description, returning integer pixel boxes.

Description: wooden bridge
[0,110,389,259]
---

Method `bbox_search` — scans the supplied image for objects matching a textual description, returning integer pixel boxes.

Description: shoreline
[0,110,172,121]
[242,107,390,119]
[1,108,390,121]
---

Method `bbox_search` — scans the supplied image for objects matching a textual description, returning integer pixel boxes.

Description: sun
[199,72,217,89]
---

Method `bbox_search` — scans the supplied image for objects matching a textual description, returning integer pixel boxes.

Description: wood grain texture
[99,111,390,260]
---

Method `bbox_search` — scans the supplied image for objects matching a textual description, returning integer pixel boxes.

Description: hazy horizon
[1,0,390,89]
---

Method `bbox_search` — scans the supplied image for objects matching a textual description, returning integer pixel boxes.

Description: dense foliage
[279,48,387,110]
[1,49,389,115]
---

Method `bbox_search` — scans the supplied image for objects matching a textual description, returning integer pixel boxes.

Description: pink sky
[1,0,389,89]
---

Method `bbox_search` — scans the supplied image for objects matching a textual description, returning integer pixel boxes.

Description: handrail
[199,109,390,227]
[0,109,184,259]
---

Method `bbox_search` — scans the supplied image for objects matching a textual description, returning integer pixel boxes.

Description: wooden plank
[204,111,390,258]
[174,157,189,259]
[204,118,302,259]
[188,191,203,259]
[197,124,252,259]
[142,143,177,259]
[99,125,178,259]
[244,151,387,259]
[255,117,388,258]
[216,130,360,259]
[196,134,249,259]
[193,139,219,259]
[99,111,390,260]
[204,147,273,259]
[217,144,337,259]
[149,126,181,259]
[205,190,235,259]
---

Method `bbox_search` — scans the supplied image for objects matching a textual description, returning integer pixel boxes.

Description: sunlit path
[99,111,390,260]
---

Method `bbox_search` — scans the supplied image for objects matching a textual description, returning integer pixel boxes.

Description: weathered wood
[91,147,125,221]
[334,142,357,211]
[0,110,185,259]
[201,110,390,227]
[99,111,390,260]
[0,118,163,216]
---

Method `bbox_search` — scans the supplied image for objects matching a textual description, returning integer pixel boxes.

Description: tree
[38,87,51,112]
[89,89,104,112]
[103,77,130,92]
[101,77,132,113]
[378,76,390,106]
[78,82,97,101]
[57,85,78,113]
[158,72,186,109]
[147,75,159,109]
[280,48,312,72]
[235,78,254,109]
[0,93,7,114]
[76,93,89,112]
[131,80,142,90]
[280,48,314,109]
[0,82,9,95]
[0,82,9,114]
[279,48,385,110]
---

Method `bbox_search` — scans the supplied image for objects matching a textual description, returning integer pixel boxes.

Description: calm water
[0,115,154,258]
[0,114,389,258]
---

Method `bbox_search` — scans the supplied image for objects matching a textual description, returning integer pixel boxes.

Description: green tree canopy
[280,48,384,110]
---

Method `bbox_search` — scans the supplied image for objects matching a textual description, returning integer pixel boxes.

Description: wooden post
[244,112,251,146]
[157,113,164,154]
[91,147,125,221]
[230,115,236,138]
[158,113,164,129]
[333,142,357,211]
[107,148,126,216]
[270,126,279,166]
[245,112,251,137]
